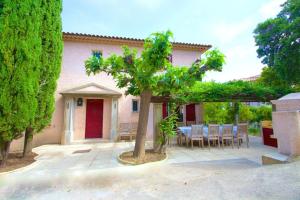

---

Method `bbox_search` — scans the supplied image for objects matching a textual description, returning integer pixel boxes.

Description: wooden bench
[118,122,138,141]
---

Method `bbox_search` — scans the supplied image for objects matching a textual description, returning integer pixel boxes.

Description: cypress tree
[23,0,63,156]
[0,0,41,166]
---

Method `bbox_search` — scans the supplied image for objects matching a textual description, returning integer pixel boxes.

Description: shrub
[238,103,254,122]
[203,102,229,124]
[250,105,272,123]
[203,102,270,125]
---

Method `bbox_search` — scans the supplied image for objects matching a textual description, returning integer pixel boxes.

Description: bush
[238,103,254,122]
[203,102,270,125]
[203,102,229,124]
[250,105,272,123]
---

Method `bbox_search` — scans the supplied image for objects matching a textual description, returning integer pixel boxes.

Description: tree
[250,105,272,123]
[23,0,63,157]
[0,0,41,166]
[254,0,300,86]
[85,31,225,160]
[257,67,290,88]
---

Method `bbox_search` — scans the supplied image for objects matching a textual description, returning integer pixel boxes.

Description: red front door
[186,104,196,121]
[85,99,103,139]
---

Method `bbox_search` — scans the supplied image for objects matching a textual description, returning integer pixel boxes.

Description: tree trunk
[0,141,11,168]
[153,103,163,153]
[133,89,152,160]
[23,127,34,157]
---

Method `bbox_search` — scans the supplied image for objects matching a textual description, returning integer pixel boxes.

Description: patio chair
[236,123,249,148]
[221,124,234,148]
[188,125,204,148]
[208,124,220,149]
[176,128,186,146]
[186,121,196,126]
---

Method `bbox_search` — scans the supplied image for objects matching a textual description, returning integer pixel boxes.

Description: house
[10,32,211,152]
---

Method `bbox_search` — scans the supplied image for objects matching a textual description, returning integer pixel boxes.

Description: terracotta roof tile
[63,32,211,52]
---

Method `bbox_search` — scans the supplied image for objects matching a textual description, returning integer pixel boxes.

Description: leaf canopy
[254,0,300,85]
[85,30,225,96]
[168,80,292,104]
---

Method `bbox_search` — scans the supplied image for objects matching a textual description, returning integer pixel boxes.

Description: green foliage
[254,0,300,85]
[257,67,289,88]
[201,48,225,72]
[204,102,253,124]
[250,105,272,123]
[238,103,253,122]
[31,0,63,132]
[203,102,229,124]
[176,80,291,104]
[0,0,42,142]
[85,31,225,97]
[158,104,178,145]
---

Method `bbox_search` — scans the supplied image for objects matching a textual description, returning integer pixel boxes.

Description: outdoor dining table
[178,125,238,139]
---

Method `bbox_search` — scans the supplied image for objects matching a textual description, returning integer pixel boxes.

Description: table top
[178,126,238,138]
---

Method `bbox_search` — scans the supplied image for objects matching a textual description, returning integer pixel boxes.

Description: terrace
[1,137,300,199]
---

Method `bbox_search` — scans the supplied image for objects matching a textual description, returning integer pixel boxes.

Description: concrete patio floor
[1,136,300,200]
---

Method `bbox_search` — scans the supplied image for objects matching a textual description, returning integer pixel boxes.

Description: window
[92,50,102,59]
[132,99,139,112]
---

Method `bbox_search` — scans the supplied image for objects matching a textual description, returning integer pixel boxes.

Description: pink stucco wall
[10,39,203,152]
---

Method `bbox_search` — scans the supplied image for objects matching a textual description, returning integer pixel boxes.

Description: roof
[278,93,300,100]
[238,75,260,82]
[60,83,122,98]
[63,32,211,52]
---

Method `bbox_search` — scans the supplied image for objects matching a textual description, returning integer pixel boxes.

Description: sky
[62,0,286,82]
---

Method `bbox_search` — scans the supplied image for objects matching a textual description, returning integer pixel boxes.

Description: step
[262,153,289,165]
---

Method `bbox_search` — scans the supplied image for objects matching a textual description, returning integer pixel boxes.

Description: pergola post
[62,97,75,145]
[182,105,187,125]
[196,103,204,124]
[110,98,119,141]
[153,103,163,150]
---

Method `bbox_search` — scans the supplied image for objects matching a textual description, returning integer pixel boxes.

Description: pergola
[151,81,290,103]
[149,80,291,147]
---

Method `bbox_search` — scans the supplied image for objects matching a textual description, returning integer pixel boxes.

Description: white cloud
[212,17,255,44]
[203,43,264,82]
[259,0,286,19]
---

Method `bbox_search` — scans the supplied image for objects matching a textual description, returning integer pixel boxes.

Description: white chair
[236,123,249,148]
[188,125,204,148]
[208,124,220,149]
[221,124,234,148]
